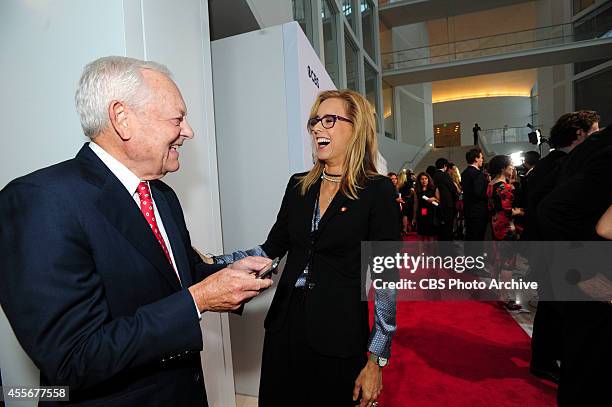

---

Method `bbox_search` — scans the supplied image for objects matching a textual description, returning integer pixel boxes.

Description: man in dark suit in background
[527,111,600,385]
[515,151,539,217]
[432,158,457,244]
[528,111,600,240]
[461,148,488,241]
[537,123,611,406]
[0,56,272,406]
[461,148,488,273]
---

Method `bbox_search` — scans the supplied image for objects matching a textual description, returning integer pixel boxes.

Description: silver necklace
[321,171,342,183]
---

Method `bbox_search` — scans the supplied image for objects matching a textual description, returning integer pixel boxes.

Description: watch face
[379,357,388,367]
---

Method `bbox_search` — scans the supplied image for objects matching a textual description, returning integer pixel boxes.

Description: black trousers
[437,207,455,241]
[464,216,488,266]
[530,301,562,368]
[259,289,367,407]
[436,207,456,259]
[464,216,487,242]
[557,302,612,406]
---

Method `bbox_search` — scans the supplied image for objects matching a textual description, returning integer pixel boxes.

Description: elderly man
[0,56,272,406]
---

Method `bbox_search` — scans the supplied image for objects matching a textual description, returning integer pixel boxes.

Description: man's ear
[108,101,131,141]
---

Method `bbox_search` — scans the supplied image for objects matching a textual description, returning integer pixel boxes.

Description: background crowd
[388,110,611,406]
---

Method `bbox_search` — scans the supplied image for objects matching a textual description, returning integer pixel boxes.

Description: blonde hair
[449,166,462,191]
[397,170,409,190]
[298,90,378,199]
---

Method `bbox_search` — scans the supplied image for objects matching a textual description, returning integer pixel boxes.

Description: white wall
[396,83,434,147]
[392,21,429,50]
[536,0,573,137]
[0,1,234,406]
[433,96,533,145]
[384,21,434,171]
[246,0,293,28]
[378,135,423,172]
[0,0,125,189]
[384,22,432,172]
[212,28,289,396]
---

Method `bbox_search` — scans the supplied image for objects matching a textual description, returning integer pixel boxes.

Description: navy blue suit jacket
[0,144,223,406]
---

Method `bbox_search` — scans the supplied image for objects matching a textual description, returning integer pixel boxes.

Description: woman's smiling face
[310,97,354,168]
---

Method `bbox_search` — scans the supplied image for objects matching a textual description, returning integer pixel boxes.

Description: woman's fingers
[353,377,362,401]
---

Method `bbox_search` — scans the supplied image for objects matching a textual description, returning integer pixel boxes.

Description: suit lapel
[76,144,182,291]
[95,178,182,291]
[150,184,192,287]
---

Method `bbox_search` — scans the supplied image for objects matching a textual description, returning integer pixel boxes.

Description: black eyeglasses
[308,114,353,131]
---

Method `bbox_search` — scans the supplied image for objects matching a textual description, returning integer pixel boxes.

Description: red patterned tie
[137,181,174,267]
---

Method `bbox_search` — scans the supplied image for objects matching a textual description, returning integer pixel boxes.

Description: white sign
[282,22,336,174]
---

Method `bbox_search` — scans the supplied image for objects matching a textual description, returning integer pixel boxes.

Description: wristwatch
[369,353,388,368]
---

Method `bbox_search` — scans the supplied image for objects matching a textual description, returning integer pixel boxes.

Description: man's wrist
[192,296,203,320]
[188,284,207,313]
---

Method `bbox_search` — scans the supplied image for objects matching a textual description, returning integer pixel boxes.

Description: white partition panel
[134,1,235,405]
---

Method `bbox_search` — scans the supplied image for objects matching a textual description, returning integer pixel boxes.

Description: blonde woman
[397,170,414,234]
[447,163,462,195]
[256,90,400,406]
[447,163,464,238]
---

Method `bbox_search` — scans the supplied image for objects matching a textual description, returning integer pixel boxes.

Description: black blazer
[0,144,223,406]
[431,170,457,220]
[261,173,401,358]
[539,127,612,241]
[525,149,567,240]
[461,165,488,219]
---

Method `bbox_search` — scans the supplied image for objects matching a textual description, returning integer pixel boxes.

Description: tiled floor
[235,394,258,407]
[508,255,538,337]
[509,297,537,337]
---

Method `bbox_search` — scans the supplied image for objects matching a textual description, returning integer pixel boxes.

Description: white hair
[75,56,172,139]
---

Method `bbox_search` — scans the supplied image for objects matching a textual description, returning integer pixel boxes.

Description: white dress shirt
[89,142,203,319]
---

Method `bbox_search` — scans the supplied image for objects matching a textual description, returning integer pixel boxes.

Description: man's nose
[182,119,194,139]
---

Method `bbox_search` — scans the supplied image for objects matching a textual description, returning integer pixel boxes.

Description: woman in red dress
[486,155,525,310]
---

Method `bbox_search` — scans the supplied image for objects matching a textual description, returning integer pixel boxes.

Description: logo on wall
[307,65,320,89]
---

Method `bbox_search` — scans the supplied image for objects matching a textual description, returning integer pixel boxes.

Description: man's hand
[188,267,272,312]
[353,359,382,407]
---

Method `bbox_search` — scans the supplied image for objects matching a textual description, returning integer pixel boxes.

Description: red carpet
[370,233,557,406]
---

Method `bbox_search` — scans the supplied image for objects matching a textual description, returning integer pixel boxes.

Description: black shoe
[529,364,560,384]
[503,300,522,311]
